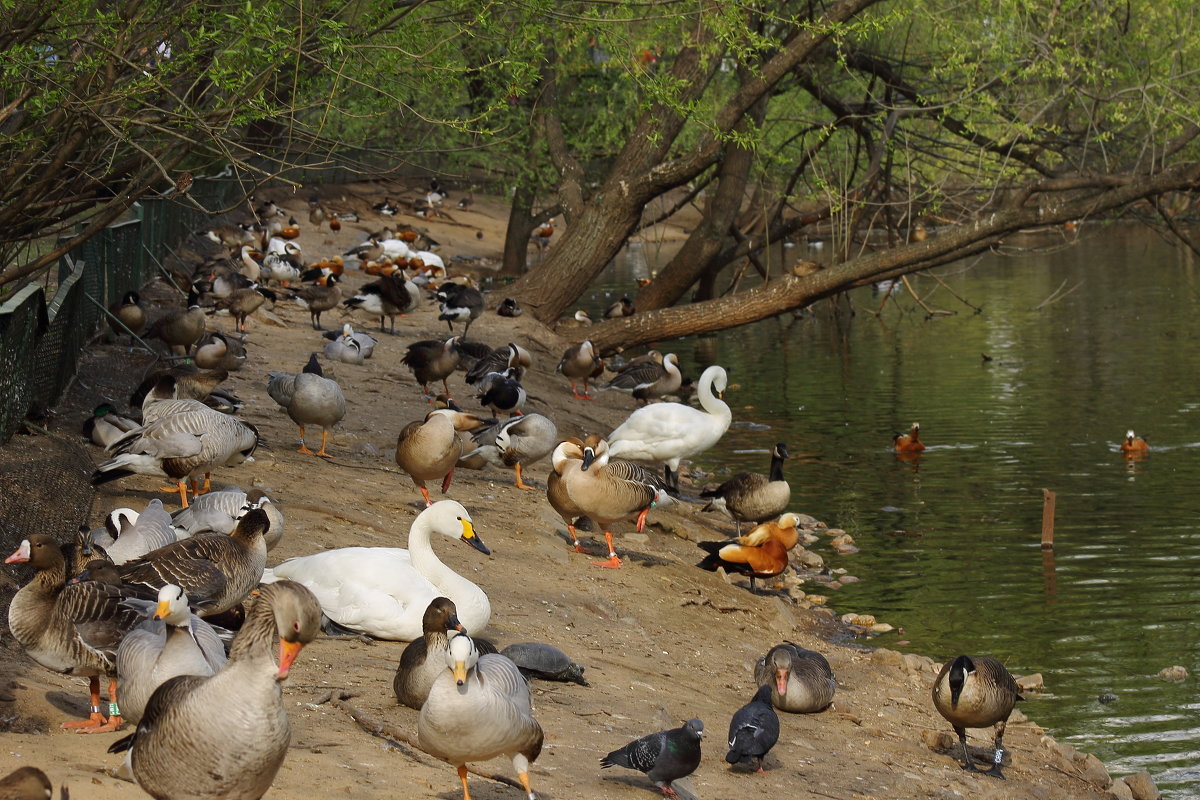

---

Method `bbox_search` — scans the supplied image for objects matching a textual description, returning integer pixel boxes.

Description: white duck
[606,364,731,492]
[262,500,491,641]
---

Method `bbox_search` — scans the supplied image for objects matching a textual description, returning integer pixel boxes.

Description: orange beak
[776,668,788,695]
[278,638,304,680]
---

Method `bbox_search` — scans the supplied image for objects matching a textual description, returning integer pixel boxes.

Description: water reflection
[581,224,1200,798]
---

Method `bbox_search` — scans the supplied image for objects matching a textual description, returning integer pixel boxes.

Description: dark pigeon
[725,684,779,772]
[600,717,704,797]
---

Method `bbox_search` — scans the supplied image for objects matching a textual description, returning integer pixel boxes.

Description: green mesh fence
[0,179,239,445]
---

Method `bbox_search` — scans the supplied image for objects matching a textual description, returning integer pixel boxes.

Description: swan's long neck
[407,517,454,586]
[697,372,731,419]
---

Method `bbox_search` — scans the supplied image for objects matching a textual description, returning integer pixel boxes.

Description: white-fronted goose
[700,442,791,531]
[458,413,557,490]
[108,581,321,800]
[697,512,800,592]
[607,364,731,492]
[5,534,142,732]
[556,339,604,399]
[754,642,836,713]
[932,655,1022,778]
[265,500,490,641]
[419,634,543,800]
[116,583,227,724]
[267,353,347,458]
[395,408,483,506]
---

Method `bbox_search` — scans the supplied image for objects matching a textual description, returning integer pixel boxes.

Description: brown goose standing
[699,442,791,532]
[290,274,342,330]
[215,283,275,333]
[931,655,1022,778]
[116,508,271,615]
[395,408,485,506]
[146,286,206,356]
[5,534,143,732]
[556,340,604,400]
[403,336,462,397]
[754,642,836,713]
[108,581,322,800]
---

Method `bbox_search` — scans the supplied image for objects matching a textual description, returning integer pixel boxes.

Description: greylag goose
[92,399,259,508]
[267,353,347,458]
[555,339,604,400]
[117,508,271,616]
[5,534,142,732]
[403,336,462,397]
[418,634,543,800]
[725,685,779,772]
[556,435,668,568]
[108,581,321,800]
[700,442,790,532]
[264,500,490,641]
[116,583,227,724]
[932,655,1022,778]
[145,286,206,356]
[289,273,341,330]
[754,642,836,713]
[607,364,731,492]
[171,487,284,549]
[603,352,681,405]
[458,413,557,490]
[395,408,485,506]
[82,402,139,448]
[696,512,800,592]
[600,718,704,796]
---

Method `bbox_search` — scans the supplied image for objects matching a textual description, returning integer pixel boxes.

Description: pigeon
[600,717,704,797]
[725,684,779,772]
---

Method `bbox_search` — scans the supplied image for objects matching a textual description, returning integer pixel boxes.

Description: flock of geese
[3,191,1026,799]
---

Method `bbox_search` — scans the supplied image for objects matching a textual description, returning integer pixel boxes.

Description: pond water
[581,225,1200,796]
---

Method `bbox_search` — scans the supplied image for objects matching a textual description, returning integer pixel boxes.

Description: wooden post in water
[1041,489,1056,549]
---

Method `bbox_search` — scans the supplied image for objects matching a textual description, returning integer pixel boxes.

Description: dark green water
[585,225,1200,796]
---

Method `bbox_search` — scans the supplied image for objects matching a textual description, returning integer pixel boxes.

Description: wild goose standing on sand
[607,364,731,493]
[5,534,143,732]
[419,634,543,800]
[267,353,347,458]
[603,352,682,406]
[344,272,420,334]
[108,581,321,800]
[754,642,836,714]
[457,413,558,490]
[146,285,206,356]
[403,336,462,397]
[556,339,604,400]
[436,283,484,336]
[547,438,590,551]
[213,282,276,333]
[700,442,791,532]
[116,583,227,725]
[290,273,342,330]
[696,512,800,593]
[931,655,1022,779]
[92,396,260,507]
[395,408,487,506]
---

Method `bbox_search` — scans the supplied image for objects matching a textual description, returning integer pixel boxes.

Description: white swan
[263,500,491,641]
[606,364,732,492]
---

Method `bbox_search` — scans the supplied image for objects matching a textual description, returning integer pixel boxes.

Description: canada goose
[476,368,526,417]
[171,487,284,549]
[395,408,485,506]
[393,597,481,709]
[145,286,206,355]
[1120,429,1149,455]
[496,297,521,317]
[893,422,925,453]
[116,507,271,615]
[606,364,732,492]
[290,273,342,330]
[5,534,142,732]
[323,323,377,358]
[108,581,321,800]
[344,272,420,334]
[457,413,558,490]
[403,337,462,397]
[696,512,801,592]
[556,309,591,329]
[109,290,147,338]
[92,398,260,507]
[265,500,491,640]
[725,684,780,773]
[115,583,227,724]
[556,435,667,568]
[754,642,836,713]
[603,352,682,405]
[700,442,791,531]
[600,718,704,796]
[436,284,484,336]
[464,343,531,386]
[419,634,543,800]
[267,353,347,458]
[193,331,246,372]
[605,296,635,318]
[931,655,1022,778]
[556,340,604,400]
[82,402,139,448]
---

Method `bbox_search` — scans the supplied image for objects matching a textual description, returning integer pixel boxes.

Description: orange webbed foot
[593,556,622,569]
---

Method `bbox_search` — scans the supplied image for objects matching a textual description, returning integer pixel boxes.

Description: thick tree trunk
[501,183,538,276]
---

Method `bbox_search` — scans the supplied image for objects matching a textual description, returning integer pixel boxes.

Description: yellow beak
[154,601,171,620]
[453,660,468,685]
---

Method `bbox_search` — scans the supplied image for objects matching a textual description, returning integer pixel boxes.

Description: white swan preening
[606,364,732,492]
[264,500,491,640]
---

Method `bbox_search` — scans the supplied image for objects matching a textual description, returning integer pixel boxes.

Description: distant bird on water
[1120,429,1149,455]
[893,422,925,453]
[600,718,705,798]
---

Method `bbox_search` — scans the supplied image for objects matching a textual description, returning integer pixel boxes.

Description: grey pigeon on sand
[600,717,704,797]
[725,684,779,772]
